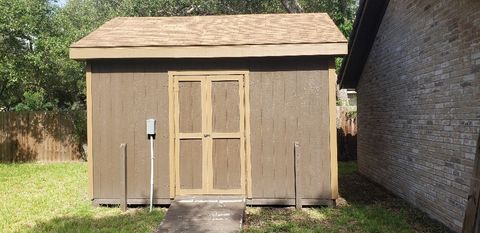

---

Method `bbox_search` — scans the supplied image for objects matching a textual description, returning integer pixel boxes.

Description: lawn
[0,163,165,233]
[0,162,450,232]
[243,162,450,233]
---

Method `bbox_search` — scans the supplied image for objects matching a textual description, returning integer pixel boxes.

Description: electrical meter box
[146,119,156,136]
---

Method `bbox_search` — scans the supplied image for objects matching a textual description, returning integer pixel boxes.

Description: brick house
[339,0,480,232]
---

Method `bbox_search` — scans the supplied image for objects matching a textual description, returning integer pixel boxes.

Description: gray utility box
[146,119,156,136]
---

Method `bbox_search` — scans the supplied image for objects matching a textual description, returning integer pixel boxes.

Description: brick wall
[356,0,480,231]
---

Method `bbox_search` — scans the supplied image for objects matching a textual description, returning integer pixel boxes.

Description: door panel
[212,138,241,190]
[179,139,203,189]
[211,81,240,132]
[178,81,202,133]
[175,79,206,195]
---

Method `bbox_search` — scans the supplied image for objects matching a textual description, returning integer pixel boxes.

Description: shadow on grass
[29,208,165,233]
[338,170,452,233]
[244,162,452,233]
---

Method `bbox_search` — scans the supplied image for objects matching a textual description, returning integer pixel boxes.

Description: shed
[70,13,347,206]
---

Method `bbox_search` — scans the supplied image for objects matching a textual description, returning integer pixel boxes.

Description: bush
[65,110,87,161]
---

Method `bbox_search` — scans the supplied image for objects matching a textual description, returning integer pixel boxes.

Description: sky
[52,0,67,7]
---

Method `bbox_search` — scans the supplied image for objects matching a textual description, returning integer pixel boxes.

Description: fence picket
[0,111,83,163]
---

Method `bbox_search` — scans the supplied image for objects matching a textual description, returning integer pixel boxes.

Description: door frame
[168,71,252,198]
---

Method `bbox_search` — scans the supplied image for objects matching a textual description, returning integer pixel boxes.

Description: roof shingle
[71,13,347,48]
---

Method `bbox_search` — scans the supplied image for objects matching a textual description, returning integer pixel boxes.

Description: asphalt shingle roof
[71,13,347,48]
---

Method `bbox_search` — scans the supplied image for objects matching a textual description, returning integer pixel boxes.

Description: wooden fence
[0,111,83,163]
[337,106,357,161]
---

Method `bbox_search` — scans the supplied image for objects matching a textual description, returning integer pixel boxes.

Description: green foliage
[13,91,55,111]
[299,0,357,37]
[346,109,357,119]
[66,109,88,160]
[0,0,358,111]
[338,161,357,176]
[0,0,85,111]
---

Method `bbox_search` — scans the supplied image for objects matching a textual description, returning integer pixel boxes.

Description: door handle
[204,134,210,137]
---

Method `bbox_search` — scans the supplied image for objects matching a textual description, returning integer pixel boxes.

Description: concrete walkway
[156,196,246,233]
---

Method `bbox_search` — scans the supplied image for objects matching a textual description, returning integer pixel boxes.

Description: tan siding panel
[91,57,332,201]
[300,70,331,199]
[249,63,330,199]
[249,72,264,198]
[179,139,203,189]
[272,72,287,198]
[93,61,171,199]
[284,72,298,198]
[95,65,112,198]
[134,63,170,198]
[260,72,275,197]
[132,63,148,198]
[154,69,171,198]
[109,64,122,197]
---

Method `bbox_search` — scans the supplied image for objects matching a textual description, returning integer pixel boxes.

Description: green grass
[244,206,416,233]
[244,161,450,233]
[338,161,358,176]
[0,162,450,233]
[0,162,165,233]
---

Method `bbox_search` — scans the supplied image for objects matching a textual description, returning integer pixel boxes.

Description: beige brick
[356,0,480,232]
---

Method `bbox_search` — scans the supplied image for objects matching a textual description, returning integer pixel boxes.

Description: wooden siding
[250,69,331,199]
[91,62,170,199]
[0,111,82,162]
[90,57,332,201]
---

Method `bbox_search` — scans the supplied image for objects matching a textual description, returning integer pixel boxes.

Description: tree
[0,0,87,111]
[281,0,304,13]
[0,0,54,110]
[299,0,357,36]
[0,0,357,111]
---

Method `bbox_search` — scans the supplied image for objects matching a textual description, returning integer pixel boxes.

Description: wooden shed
[70,13,347,206]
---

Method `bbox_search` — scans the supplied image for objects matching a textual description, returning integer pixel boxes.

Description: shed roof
[70,13,347,59]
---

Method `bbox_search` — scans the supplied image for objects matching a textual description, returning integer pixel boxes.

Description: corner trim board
[86,62,93,199]
[168,73,175,198]
[328,58,339,199]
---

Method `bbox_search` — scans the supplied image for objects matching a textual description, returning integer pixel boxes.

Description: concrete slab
[156,196,246,233]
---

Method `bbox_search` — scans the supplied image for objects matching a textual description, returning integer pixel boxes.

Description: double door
[173,74,246,195]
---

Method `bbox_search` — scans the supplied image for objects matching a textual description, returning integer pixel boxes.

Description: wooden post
[462,135,480,233]
[294,141,302,210]
[120,143,127,212]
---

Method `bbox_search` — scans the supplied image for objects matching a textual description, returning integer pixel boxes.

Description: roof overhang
[69,42,348,60]
[338,0,390,89]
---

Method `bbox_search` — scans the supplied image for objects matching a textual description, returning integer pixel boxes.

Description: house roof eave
[338,0,390,89]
